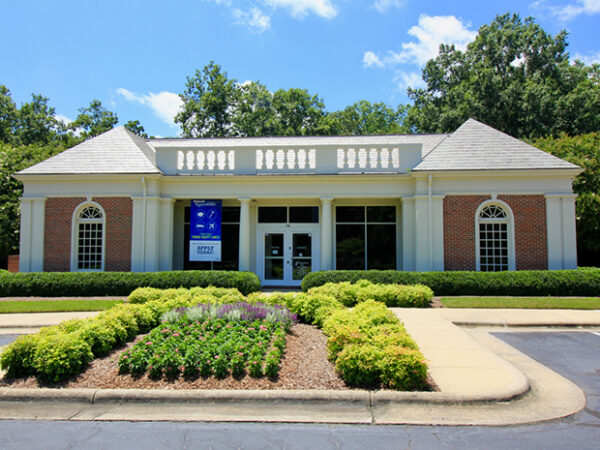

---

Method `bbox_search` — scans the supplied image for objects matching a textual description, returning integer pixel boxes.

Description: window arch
[475,200,515,272]
[72,202,105,271]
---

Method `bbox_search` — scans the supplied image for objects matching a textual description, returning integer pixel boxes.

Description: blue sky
[2,0,599,137]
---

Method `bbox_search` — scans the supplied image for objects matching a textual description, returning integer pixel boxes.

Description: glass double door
[261,229,315,286]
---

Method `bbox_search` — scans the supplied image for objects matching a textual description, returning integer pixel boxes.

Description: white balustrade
[176,150,235,172]
[336,148,401,171]
[174,147,403,174]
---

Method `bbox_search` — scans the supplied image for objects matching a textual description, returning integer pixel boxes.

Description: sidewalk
[0,308,598,425]
[0,311,101,334]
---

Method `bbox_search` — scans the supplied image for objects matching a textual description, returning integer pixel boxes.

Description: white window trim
[71,201,106,272]
[475,199,516,271]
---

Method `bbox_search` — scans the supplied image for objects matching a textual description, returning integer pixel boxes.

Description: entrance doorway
[257,225,320,286]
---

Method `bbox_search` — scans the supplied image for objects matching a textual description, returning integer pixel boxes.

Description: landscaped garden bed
[1,281,433,391]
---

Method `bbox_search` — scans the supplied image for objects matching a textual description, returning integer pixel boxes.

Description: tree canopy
[72,99,119,139]
[405,13,600,139]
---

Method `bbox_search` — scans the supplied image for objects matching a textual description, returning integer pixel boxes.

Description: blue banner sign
[189,200,222,261]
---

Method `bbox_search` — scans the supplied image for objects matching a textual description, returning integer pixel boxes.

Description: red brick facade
[44,197,132,272]
[443,195,548,271]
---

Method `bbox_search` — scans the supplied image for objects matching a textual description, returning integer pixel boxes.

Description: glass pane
[265,233,283,257]
[367,224,396,269]
[336,206,365,223]
[222,206,240,223]
[213,224,239,270]
[367,206,396,223]
[289,206,319,223]
[265,233,284,280]
[336,224,365,269]
[265,258,284,280]
[258,207,287,223]
[293,233,311,257]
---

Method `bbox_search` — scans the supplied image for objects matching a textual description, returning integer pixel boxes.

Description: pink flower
[146,342,153,346]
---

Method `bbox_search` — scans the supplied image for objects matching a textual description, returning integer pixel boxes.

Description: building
[15,119,581,287]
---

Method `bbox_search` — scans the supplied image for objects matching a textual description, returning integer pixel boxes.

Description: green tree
[326,101,408,135]
[175,61,239,137]
[405,13,600,138]
[0,143,63,265]
[0,85,19,144]
[230,81,278,137]
[16,94,61,145]
[271,88,328,136]
[531,133,600,265]
[72,99,118,138]
[124,119,148,138]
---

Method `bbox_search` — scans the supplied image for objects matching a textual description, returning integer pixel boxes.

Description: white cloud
[264,0,337,19]
[363,51,383,68]
[116,88,183,128]
[233,7,271,32]
[573,50,600,65]
[394,71,426,90]
[532,0,600,21]
[373,0,405,13]
[55,114,73,125]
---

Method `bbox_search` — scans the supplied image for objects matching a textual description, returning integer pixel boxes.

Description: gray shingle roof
[18,127,159,175]
[150,134,448,159]
[414,119,579,171]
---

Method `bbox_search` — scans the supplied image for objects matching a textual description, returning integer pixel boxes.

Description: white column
[238,198,251,271]
[431,195,445,271]
[401,197,415,271]
[414,195,430,271]
[144,197,161,272]
[18,197,46,272]
[561,195,578,269]
[130,197,144,272]
[158,198,175,271]
[545,193,578,270]
[320,197,333,270]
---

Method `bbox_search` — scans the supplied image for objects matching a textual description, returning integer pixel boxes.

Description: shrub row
[308,280,433,307]
[0,287,236,382]
[0,271,261,297]
[246,287,429,390]
[301,268,600,297]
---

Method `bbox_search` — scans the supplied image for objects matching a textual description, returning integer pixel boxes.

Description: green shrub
[0,334,42,378]
[325,325,367,360]
[335,344,384,388]
[78,320,118,356]
[33,332,94,383]
[378,346,428,390]
[0,270,261,297]
[128,287,163,304]
[309,281,433,307]
[302,268,600,297]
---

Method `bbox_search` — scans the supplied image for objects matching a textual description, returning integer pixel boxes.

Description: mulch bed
[1,324,350,390]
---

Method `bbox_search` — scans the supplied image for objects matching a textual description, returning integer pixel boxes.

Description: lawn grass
[0,299,124,313]
[440,297,600,309]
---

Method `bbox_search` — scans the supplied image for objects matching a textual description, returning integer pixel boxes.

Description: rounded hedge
[301,268,600,297]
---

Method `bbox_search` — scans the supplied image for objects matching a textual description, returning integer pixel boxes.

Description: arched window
[72,204,105,271]
[476,201,515,271]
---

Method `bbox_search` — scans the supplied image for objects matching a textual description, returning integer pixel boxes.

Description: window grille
[478,204,509,272]
[76,206,104,270]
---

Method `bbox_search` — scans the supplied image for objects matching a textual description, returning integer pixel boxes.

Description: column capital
[238,197,252,204]
[320,196,334,202]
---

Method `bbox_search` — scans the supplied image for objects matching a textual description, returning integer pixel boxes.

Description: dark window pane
[258,207,287,223]
[184,206,190,223]
[367,206,396,223]
[222,207,240,223]
[336,224,365,269]
[213,224,239,270]
[289,206,319,223]
[367,224,396,269]
[336,206,364,223]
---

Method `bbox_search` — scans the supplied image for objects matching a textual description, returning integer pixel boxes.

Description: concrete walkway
[0,308,599,425]
[0,311,101,334]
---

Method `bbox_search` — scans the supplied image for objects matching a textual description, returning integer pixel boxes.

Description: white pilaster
[130,197,144,272]
[18,197,46,272]
[401,197,415,271]
[414,195,430,271]
[320,197,334,270]
[238,198,252,271]
[158,198,175,271]
[144,197,161,272]
[545,193,578,270]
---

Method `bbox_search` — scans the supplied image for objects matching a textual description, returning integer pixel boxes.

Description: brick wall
[498,195,548,270]
[443,195,548,271]
[44,197,132,272]
[7,255,19,273]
